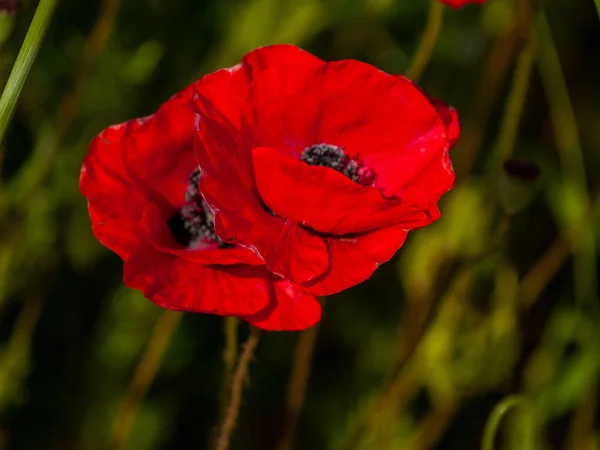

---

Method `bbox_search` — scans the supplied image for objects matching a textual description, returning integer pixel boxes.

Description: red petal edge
[240,277,322,331]
[124,247,271,316]
[300,225,409,296]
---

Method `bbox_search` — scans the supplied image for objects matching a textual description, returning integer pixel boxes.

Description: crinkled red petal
[141,203,264,266]
[240,278,322,331]
[253,146,438,235]
[122,84,198,212]
[196,118,330,284]
[80,121,148,261]
[428,97,460,147]
[240,59,449,198]
[123,247,271,316]
[240,44,324,80]
[300,225,409,296]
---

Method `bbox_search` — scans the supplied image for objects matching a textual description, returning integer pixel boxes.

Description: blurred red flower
[0,0,19,13]
[439,0,486,7]
[80,83,320,331]
[193,45,459,296]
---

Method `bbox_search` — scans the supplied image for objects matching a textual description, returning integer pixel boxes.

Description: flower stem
[3,0,120,200]
[215,316,239,440]
[406,0,444,82]
[0,0,58,145]
[0,293,45,410]
[490,32,535,173]
[535,12,586,187]
[109,310,181,450]
[535,11,597,311]
[453,0,533,177]
[56,0,120,143]
[519,191,600,309]
[223,317,239,377]
[594,0,600,21]
[215,326,261,450]
[482,395,530,450]
[276,322,321,450]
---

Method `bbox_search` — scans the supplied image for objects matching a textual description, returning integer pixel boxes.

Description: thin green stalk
[3,0,119,203]
[519,190,600,309]
[0,0,58,145]
[454,0,532,177]
[109,310,182,450]
[535,13,586,186]
[223,317,239,377]
[482,395,531,450]
[594,0,600,21]
[0,294,45,410]
[536,12,598,309]
[55,0,120,143]
[215,326,261,450]
[276,321,321,450]
[406,0,444,81]
[491,34,535,172]
[214,316,239,443]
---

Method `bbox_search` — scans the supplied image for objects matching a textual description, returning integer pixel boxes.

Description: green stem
[406,0,444,81]
[215,316,239,439]
[215,326,261,450]
[595,0,600,21]
[535,12,586,186]
[0,0,59,145]
[482,395,531,450]
[276,320,322,450]
[535,11,597,309]
[223,317,239,379]
[109,311,182,450]
[491,33,535,172]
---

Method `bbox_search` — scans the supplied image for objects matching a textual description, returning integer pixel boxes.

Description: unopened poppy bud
[498,158,541,215]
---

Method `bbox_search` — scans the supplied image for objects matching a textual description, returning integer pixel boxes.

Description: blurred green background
[0,0,598,449]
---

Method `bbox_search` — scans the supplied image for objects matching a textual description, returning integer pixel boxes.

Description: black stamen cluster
[168,168,223,248]
[300,144,360,182]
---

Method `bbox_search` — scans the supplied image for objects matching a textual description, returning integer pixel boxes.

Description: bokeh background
[0,0,599,449]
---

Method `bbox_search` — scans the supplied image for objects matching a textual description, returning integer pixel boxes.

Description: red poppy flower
[0,0,19,13]
[438,0,486,7]
[193,45,459,296]
[80,82,321,331]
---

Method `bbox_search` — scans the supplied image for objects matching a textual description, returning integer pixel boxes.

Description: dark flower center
[300,143,374,185]
[168,168,228,249]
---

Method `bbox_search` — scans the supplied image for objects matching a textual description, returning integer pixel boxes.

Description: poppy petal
[241,278,322,331]
[214,206,330,285]
[192,44,323,156]
[192,65,248,134]
[252,146,436,235]
[140,203,264,266]
[123,248,271,316]
[241,44,324,79]
[300,225,409,296]
[428,96,460,147]
[121,85,199,212]
[80,121,146,261]
[196,118,330,283]
[240,60,449,198]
